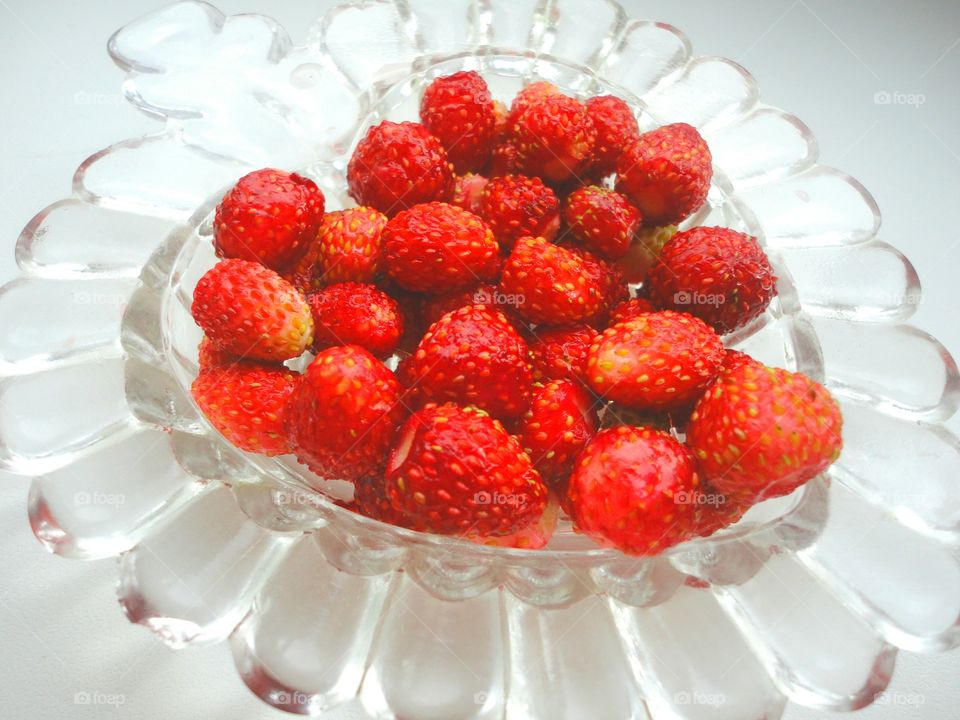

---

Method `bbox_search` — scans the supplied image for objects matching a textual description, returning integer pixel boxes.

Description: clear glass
[4,1,960,718]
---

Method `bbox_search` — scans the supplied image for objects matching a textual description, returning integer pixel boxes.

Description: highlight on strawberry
[186,71,842,556]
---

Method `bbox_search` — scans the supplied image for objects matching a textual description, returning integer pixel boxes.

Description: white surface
[1,0,958,718]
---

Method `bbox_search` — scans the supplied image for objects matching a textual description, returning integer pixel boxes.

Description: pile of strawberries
[189,71,843,556]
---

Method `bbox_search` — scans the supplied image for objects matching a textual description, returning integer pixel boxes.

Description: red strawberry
[586,310,724,410]
[518,379,599,483]
[614,224,677,284]
[499,236,610,325]
[505,81,560,138]
[692,487,751,538]
[382,202,500,293]
[213,168,325,270]
[514,93,596,183]
[420,71,497,173]
[192,361,299,456]
[452,173,489,216]
[528,324,598,383]
[616,123,712,226]
[406,304,533,419]
[384,403,548,536]
[465,491,560,548]
[347,121,454,214]
[353,474,413,528]
[647,226,778,334]
[192,259,313,361]
[686,357,843,503]
[285,345,406,482]
[481,174,560,251]
[567,425,701,555]
[564,186,641,260]
[487,141,521,177]
[308,282,404,358]
[585,95,640,178]
[285,207,387,293]
[608,297,655,325]
[197,336,239,368]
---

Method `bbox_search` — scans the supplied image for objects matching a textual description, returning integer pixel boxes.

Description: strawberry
[382,202,500,293]
[308,282,404,358]
[528,324,598,383]
[585,95,640,178]
[420,70,497,173]
[616,123,712,226]
[347,121,454,215]
[505,81,560,138]
[499,236,610,325]
[285,207,387,293]
[192,259,313,361]
[518,379,599,483]
[481,175,561,251]
[452,173,489,216]
[406,304,533,419]
[487,141,521,177]
[563,186,641,260]
[614,224,677,284]
[465,491,560,548]
[647,226,778,334]
[608,297,655,325]
[353,474,413,528]
[213,168,325,270]
[586,310,724,410]
[384,403,548,536]
[686,356,843,503]
[567,425,701,555]
[191,361,299,456]
[692,486,751,538]
[513,93,596,183]
[285,345,406,482]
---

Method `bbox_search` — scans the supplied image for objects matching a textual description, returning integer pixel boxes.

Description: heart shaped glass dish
[6,1,960,718]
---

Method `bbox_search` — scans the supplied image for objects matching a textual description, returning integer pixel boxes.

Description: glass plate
[5,1,960,718]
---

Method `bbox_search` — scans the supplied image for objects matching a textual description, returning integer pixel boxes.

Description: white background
[1,0,959,718]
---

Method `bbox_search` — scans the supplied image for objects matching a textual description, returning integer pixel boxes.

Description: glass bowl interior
[156,50,825,567]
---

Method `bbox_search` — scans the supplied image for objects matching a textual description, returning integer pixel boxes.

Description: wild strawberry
[452,173,489,216]
[406,305,533,419]
[513,93,596,183]
[586,310,724,410]
[285,207,387,293]
[465,492,560,548]
[585,95,640,178]
[308,282,404,358]
[213,168,325,270]
[285,345,406,482]
[347,121,454,214]
[528,324,598,383]
[686,356,843,503]
[616,123,712,226]
[384,403,548,536]
[191,361,299,456]
[567,425,701,555]
[647,226,778,334]
[499,236,609,325]
[608,297,655,325]
[481,175,560,251]
[487,141,521,177]
[568,244,628,329]
[420,71,497,173]
[564,186,641,260]
[192,259,313,361]
[518,379,599,483]
[382,202,500,293]
[505,81,560,138]
[614,224,677,284]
